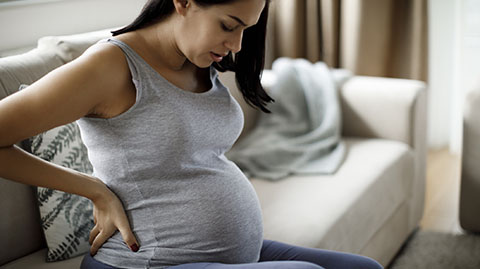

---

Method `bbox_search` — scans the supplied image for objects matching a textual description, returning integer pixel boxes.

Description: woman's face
[175,0,265,68]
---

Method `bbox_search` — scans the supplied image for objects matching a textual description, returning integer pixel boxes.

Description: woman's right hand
[88,178,140,256]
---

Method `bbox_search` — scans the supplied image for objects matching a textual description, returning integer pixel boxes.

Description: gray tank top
[76,38,263,268]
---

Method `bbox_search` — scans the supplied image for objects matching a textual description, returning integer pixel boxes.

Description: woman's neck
[133,18,193,72]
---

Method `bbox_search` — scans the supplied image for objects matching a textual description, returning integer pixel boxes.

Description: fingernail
[130,243,139,252]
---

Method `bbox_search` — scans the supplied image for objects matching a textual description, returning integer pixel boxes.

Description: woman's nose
[225,31,243,54]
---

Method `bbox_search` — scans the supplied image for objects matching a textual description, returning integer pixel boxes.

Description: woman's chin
[189,59,212,69]
[200,62,213,68]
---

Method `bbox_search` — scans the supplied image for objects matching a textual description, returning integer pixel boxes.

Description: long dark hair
[112,0,274,113]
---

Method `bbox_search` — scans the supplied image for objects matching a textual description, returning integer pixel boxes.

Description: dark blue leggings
[81,240,383,269]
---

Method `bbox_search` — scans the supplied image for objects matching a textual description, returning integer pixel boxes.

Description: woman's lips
[210,52,223,62]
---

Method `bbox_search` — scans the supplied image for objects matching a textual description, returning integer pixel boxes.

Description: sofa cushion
[253,137,413,254]
[28,120,94,262]
[0,48,64,101]
[1,249,83,269]
[37,28,114,63]
[0,178,46,266]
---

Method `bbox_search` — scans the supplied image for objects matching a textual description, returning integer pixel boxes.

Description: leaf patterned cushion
[29,122,94,262]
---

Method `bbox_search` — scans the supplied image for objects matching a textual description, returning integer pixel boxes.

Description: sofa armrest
[340,75,428,231]
[340,76,427,148]
[260,71,427,149]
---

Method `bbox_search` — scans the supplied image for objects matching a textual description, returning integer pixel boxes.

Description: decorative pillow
[28,118,95,261]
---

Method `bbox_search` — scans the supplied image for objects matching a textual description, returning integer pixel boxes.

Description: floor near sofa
[420,147,462,234]
[388,229,480,269]
[386,147,480,269]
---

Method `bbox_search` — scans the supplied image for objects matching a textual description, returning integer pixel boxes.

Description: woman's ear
[173,0,190,16]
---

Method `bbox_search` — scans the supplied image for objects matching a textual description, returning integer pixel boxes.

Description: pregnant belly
[125,167,264,265]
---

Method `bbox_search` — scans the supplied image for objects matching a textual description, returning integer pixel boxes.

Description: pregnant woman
[0,0,383,268]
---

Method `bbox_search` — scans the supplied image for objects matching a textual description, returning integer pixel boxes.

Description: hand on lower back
[88,178,139,255]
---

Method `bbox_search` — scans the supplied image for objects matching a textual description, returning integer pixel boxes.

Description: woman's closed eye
[221,23,235,32]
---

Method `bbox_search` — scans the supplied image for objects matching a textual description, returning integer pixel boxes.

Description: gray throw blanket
[226,58,351,180]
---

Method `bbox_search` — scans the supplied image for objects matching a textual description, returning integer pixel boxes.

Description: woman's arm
[0,43,140,255]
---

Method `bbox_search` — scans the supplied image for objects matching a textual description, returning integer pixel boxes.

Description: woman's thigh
[168,261,323,269]
[260,239,383,269]
[80,240,383,269]
[81,253,322,269]
[169,239,383,269]
[80,254,119,269]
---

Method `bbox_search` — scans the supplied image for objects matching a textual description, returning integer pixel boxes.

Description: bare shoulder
[74,41,137,119]
[75,41,131,84]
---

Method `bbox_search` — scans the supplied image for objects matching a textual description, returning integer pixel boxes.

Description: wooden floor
[420,147,464,234]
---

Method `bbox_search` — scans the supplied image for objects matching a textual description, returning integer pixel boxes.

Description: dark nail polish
[130,243,139,252]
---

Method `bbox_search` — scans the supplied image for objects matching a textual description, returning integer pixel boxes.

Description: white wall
[427,0,456,150]
[0,0,145,55]
[428,0,480,153]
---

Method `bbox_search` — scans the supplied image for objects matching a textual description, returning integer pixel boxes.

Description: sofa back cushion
[28,121,95,262]
[37,29,115,63]
[0,48,64,100]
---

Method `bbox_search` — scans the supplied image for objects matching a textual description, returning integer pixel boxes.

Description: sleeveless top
[76,38,263,269]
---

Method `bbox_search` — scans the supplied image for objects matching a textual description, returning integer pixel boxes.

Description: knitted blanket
[226,57,351,180]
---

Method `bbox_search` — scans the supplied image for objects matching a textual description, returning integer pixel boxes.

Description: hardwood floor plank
[420,147,462,234]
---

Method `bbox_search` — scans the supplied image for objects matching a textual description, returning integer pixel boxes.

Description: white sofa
[0,29,427,268]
